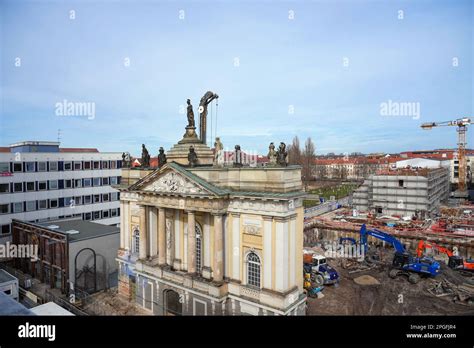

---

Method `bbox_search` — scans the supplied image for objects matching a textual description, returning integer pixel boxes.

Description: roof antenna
[57,129,62,144]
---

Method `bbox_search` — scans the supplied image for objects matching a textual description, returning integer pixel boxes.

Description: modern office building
[0,141,122,244]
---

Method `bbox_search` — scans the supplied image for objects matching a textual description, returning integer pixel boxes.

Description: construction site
[301,118,474,316]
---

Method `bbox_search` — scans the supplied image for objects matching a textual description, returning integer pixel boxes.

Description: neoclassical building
[116,97,306,315]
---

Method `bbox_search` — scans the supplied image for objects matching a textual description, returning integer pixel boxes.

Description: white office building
[0,141,122,244]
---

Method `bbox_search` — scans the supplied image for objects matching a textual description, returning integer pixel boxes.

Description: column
[119,202,125,249]
[187,211,196,274]
[139,205,148,259]
[213,213,224,283]
[123,202,130,251]
[166,213,175,266]
[149,207,158,257]
[158,208,166,266]
[262,216,273,289]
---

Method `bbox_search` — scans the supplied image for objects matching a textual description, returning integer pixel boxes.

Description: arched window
[133,229,140,254]
[195,224,202,273]
[247,252,261,288]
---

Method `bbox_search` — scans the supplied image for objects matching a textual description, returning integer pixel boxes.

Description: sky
[0,0,472,156]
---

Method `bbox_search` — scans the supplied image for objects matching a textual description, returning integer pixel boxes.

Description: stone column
[150,207,158,258]
[187,211,196,274]
[139,205,148,259]
[158,208,166,266]
[213,213,224,283]
[119,201,125,249]
[123,202,130,251]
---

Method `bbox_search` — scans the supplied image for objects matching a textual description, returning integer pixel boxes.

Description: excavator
[359,224,441,283]
[416,240,474,272]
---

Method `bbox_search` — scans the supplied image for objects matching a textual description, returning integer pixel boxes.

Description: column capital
[185,210,195,215]
[211,211,225,217]
[262,215,273,222]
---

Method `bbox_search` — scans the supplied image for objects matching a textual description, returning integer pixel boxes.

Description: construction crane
[421,117,473,197]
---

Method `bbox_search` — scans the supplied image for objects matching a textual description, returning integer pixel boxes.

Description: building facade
[116,162,306,316]
[0,141,122,244]
[353,167,450,217]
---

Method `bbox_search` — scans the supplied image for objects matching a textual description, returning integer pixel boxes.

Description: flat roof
[0,292,34,315]
[0,269,17,283]
[9,141,60,147]
[37,220,119,242]
[30,302,75,316]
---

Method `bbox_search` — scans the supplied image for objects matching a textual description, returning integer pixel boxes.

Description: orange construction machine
[416,240,474,272]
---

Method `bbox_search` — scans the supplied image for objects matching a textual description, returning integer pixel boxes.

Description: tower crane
[421,118,473,197]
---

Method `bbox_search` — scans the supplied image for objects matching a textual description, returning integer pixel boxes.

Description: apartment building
[0,141,122,244]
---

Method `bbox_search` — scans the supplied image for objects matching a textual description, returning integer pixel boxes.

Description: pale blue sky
[0,0,472,156]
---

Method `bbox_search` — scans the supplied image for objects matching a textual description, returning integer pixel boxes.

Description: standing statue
[233,145,243,167]
[214,137,223,165]
[276,142,288,167]
[186,99,195,128]
[122,152,131,168]
[158,147,167,168]
[188,146,198,167]
[141,144,150,167]
[199,91,219,144]
[267,142,277,165]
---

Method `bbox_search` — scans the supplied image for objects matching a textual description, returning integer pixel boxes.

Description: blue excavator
[357,224,441,284]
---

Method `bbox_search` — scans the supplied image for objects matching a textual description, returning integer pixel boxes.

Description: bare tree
[302,137,316,190]
[287,136,302,165]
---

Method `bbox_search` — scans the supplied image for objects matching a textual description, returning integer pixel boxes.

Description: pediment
[140,169,208,195]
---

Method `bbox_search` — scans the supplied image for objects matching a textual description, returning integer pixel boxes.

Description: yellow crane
[421,118,473,197]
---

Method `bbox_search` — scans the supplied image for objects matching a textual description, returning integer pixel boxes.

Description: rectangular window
[111,192,118,201]
[74,162,82,170]
[102,177,109,185]
[93,161,100,169]
[110,161,117,169]
[83,178,92,187]
[0,163,9,173]
[13,182,23,192]
[111,209,118,217]
[83,161,91,170]
[49,180,58,190]
[64,197,74,207]
[0,183,10,193]
[398,180,404,187]
[26,201,36,212]
[64,162,72,171]
[37,162,47,172]
[38,200,47,210]
[74,197,82,205]
[49,199,58,208]
[13,163,22,172]
[102,161,109,169]
[26,182,35,191]
[110,177,118,185]
[102,193,110,202]
[93,177,101,186]
[74,179,82,188]
[25,162,35,172]
[102,210,110,218]
[13,202,23,213]
[93,211,101,220]
[84,195,92,204]
[84,212,92,220]
[49,162,58,171]
[93,194,101,203]
[1,224,10,234]
[65,180,73,188]
[38,181,47,190]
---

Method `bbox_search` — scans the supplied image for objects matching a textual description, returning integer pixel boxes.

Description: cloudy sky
[0,0,472,156]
